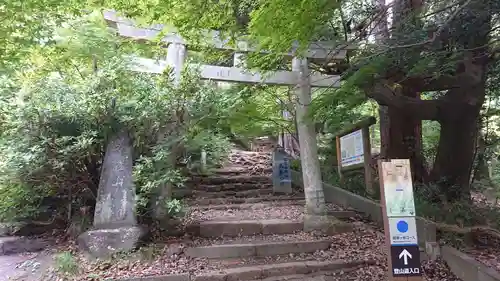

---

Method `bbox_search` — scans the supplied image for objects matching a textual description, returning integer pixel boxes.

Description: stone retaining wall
[442,246,500,281]
[290,170,500,281]
[290,170,436,248]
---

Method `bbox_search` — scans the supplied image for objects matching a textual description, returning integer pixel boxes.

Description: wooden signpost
[335,117,376,195]
[379,159,423,281]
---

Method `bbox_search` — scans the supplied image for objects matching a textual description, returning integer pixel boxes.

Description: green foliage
[422,120,440,167]
[0,181,49,222]
[54,251,79,275]
[290,159,301,171]
[0,17,236,223]
[248,0,339,53]
[185,130,232,169]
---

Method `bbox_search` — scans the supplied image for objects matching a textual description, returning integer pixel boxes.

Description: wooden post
[378,159,423,281]
[201,150,207,173]
[362,126,373,195]
[335,135,343,181]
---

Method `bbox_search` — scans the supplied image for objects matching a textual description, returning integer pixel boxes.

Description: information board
[381,160,416,217]
[379,159,423,281]
[340,129,364,167]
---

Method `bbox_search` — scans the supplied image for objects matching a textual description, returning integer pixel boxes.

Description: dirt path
[0,255,27,281]
[0,252,54,281]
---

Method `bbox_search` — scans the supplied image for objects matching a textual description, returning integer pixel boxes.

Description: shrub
[0,61,231,223]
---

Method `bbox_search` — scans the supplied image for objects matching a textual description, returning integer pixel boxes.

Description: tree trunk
[379,93,426,183]
[472,134,490,184]
[376,0,426,183]
[430,105,480,202]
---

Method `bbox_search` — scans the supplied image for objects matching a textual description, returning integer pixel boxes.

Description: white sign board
[388,217,418,245]
[382,160,416,217]
[340,129,364,167]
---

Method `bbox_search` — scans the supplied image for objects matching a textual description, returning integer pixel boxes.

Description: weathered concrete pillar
[281,106,297,157]
[233,53,245,68]
[272,147,293,194]
[78,131,143,257]
[201,150,207,173]
[153,42,187,222]
[291,57,327,230]
[166,42,186,86]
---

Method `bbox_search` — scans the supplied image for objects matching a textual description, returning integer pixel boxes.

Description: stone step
[213,167,273,175]
[192,259,373,281]
[185,240,332,259]
[116,260,373,281]
[191,183,274,192]
[247,266,376,281]
[192,175,271,185]
[191,195,304,206]
[248,274,330,281]
[190,201,306,211]
[186,219,303,237]
[0,237,49,255]
[176,188,279,199]
[187,204,355,223]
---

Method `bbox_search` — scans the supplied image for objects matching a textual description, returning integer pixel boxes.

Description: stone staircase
[172,143,376,280]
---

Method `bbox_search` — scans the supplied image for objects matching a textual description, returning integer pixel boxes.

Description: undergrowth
[54,251,80,276]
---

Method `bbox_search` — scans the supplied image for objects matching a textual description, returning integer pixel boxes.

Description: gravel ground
[464,246,500,272]
[190,232,333,247]
[323,265,387,281]
[186,203,342,222]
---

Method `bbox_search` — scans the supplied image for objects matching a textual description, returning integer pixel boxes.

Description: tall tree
[365,0,498,202]
[375,0,427,183]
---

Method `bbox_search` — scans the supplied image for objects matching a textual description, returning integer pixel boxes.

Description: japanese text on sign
[340,129,364,167]
[382,160,416,217]
[388,217,418,245]
[278,157,291,183]
[394,268,420,275]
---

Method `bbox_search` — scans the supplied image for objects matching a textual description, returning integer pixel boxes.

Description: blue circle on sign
[397,220,409,233]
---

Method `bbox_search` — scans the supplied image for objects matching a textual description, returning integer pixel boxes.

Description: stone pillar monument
[272,147,293,194]
[78,130,143,257]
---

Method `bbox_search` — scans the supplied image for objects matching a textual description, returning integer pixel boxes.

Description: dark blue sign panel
[272,148,292,193]
[390,245,422,277]
[278,156,291,183]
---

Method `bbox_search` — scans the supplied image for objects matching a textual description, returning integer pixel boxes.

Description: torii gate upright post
[292,57,327,230]
[152,42,187,221]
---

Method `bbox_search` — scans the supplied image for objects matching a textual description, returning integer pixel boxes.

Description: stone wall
[290,170,500,281]
[290,170,435,248]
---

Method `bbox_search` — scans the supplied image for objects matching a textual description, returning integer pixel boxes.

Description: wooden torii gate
[103,11,350,194]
